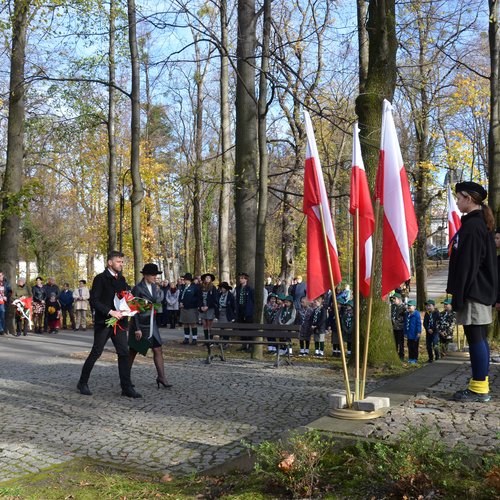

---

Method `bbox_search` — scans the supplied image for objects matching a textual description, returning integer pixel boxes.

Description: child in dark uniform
[438,298,456,357]
[310,296,327,357]
[298,296,313,356]
[340,300,354,356]
[424,299,441,362]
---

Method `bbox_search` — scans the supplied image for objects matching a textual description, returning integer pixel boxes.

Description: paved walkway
[0,331,376,481]
[409,262,449,301]
[0,330,498,483]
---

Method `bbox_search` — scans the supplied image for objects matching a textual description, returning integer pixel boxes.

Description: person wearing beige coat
[73,280,90,330]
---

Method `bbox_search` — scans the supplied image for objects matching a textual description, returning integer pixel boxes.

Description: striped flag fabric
[375,100,418,297]
[447,184,461,253]
[303,110,342,300]
[349,123,374,297]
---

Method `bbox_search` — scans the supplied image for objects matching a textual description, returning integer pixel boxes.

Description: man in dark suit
[77,250,141,398]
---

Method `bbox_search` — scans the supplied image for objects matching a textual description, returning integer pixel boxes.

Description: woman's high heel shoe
[156,378,173,389]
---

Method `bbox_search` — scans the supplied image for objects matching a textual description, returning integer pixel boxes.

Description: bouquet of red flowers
[13,297,33,330]
[105,290,159,334]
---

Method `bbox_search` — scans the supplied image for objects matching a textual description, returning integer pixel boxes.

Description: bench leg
[218,343,226,362]
[205,343,212,364]
[286,342,293,365]
[274,349,280,368]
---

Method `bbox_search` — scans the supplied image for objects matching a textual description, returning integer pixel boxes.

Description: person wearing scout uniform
[340,299,354,356]
[179,273,201,345]
[311,295,327,357]
[423,299,441,363]
[199,273,219,340]
[404,300,421,364]
[438,298,455,357]
[447,181,497,402]
[274,294,296,356]
[390,292,406,360]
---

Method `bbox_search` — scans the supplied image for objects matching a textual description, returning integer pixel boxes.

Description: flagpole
[360,199,382,400]
[318,203,352,407]
[354,208,360,401]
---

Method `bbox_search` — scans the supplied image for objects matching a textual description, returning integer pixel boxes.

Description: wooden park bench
[197,322,301,367]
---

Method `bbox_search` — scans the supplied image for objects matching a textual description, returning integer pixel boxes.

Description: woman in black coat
[447,181,497,402]
[129,264,172,388]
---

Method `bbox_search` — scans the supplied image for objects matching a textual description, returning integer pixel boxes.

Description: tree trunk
[127,0,144,282]
[107,0,118,253]
[0,0,29,301]
[279,177,297,292]
[489,0,500,225]
[413,9,430,310]
[355,0,400,366]
[235,0,258,283]
[357,0,369,94]
[253,0,271,359]
[193,35,205,276]
[218,0,231,284]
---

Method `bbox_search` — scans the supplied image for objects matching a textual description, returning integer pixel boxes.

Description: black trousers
[393,329,404,359]
[167,310,179,328]
[61,306,75,329]
[408,338,419,360]
[79,324,132,390]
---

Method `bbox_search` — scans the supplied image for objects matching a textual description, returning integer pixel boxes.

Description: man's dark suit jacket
[90,270,129,327]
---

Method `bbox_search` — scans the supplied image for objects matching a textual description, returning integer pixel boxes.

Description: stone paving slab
[309,357,499,453]
[0,351,381,482]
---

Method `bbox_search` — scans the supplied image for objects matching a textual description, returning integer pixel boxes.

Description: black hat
[218,281,232,291]
[201,273,216,282]
[140,263,162,275]
[182,272,193,281]
[238,272,249,279]
[455,181,487,201]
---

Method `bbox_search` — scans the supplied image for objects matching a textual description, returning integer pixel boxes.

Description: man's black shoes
[77,381,92,396]
[121,387,142,398]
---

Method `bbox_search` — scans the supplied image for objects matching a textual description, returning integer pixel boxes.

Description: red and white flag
[375,100,418,297]
[447,184,461,253]
[349,123,374,297]
[303,110,342,300]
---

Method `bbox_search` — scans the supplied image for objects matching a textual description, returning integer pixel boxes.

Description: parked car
[427,246,449,260]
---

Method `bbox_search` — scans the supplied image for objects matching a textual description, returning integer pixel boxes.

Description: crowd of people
[0,181,498,403]
[0,275,91,336]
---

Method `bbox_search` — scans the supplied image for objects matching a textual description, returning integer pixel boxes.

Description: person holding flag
[12,277,31,336]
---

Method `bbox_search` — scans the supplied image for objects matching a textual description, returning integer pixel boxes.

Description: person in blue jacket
[59,283,76,330]
[404,300,422,364]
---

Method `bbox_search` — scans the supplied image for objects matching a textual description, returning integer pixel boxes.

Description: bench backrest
[211,322,300,339]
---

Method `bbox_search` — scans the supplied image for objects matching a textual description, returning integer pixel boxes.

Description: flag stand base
[328,407,387,420]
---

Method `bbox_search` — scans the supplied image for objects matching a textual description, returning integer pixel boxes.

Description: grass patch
[2,429,498,499]
[0,459,202,499]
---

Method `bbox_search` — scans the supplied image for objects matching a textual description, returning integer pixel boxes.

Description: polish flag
[303,110,342,300]
[447,184,461,253]
[349,123,374,297]
[375,100,418,297]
